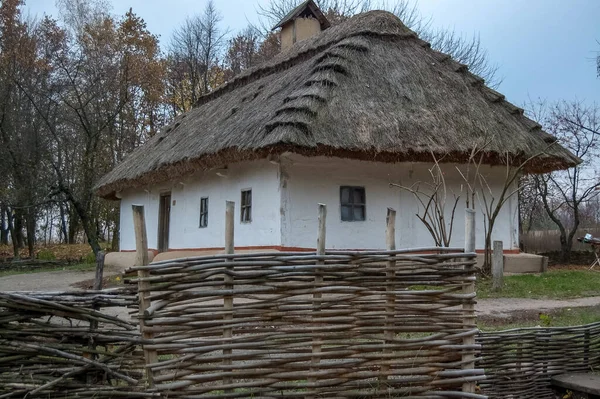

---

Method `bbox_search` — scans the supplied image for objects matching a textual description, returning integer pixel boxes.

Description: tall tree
[18,3,166,256]
[167,0,227,114]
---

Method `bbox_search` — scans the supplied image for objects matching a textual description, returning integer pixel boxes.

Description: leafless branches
[391,153,460,247]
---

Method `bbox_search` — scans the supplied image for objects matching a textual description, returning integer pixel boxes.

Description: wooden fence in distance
[477,322,600,399]
[0,289,148,398]
[521,227,600,254]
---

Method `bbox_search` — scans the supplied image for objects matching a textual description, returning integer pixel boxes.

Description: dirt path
[0,270,97,292]
[476,297,600,318]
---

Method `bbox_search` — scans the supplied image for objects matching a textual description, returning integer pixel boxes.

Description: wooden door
[158,193,171,252]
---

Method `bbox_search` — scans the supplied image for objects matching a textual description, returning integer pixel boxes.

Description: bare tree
[167,0,227,113]
[224,26,260,78]
[529,100,600,263]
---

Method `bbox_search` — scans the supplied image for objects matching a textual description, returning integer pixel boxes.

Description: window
[340,186,366,221]
[241,189,252,223]
[199,197,209,228]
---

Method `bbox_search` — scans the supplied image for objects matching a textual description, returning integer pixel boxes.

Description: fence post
[87,250,105,382]
[492,241,503,291]
[223,201,234,391]
[463,209,476,394]
[132,205,157,387]
[380,208,396,387]
[310,204,326,393]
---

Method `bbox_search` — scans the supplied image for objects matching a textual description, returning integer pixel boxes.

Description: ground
[0,269,97,291]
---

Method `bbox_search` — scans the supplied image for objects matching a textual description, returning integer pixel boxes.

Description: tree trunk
[68,205,79,244]
[111,211,120,251]
[6,208,19,259]
[14,211,25,249]
[559,231,571,263]
[25,208,36,259]
[59,201,68,244]
[0,204,8,245]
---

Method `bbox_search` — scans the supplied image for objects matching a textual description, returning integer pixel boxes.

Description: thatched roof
[95,11,579,199]
[272,0,331,30]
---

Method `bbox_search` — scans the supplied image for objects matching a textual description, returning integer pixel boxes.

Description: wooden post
[310,204,326,392]
[380,208,396,386]
[223,201,234,390]
[132,205,157,387]
[87,250,105,382]
[584,329,590,369]
[492,240,504,291]
[463,208,476,394]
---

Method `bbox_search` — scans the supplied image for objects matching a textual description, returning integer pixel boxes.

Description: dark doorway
[158,193,171,252]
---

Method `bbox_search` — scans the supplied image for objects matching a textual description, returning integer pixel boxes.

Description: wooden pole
[463,208,476,394]
[380,208,396,386]
[310,204,326,392]
[87,250,105,382]
[224,201,234,391]
[132,205,157,387]
[492,240,504,291]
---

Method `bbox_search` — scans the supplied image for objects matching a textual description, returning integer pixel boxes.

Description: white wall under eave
[280,155,519,251]
[119,160,281,251]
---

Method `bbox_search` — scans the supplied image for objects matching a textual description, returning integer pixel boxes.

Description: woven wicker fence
[477,322,600,399]
[0,289,149,398]
[129,248,485,398]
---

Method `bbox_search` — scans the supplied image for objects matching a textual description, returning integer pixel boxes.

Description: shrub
[84,252,96,264]
[37,249,56,261]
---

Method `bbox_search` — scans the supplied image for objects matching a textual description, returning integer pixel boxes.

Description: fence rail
[129,248,484,398]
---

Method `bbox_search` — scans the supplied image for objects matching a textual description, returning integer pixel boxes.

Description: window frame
[241,189,252,223]
[199,197,209,228]
[340,186,366,222]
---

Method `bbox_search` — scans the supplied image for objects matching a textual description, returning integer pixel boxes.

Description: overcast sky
[24,0,600,109]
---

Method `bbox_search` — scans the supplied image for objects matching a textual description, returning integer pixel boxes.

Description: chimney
[272,0,331,52]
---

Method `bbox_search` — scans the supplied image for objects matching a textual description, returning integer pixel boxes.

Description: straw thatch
[95,10,579,199]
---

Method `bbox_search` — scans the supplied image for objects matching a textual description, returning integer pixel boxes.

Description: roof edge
[95,145,579,200]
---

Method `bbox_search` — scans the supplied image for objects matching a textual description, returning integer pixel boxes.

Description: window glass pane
[340,187,351,204]
[341,205,352,221]
[354,205,365,221]
[353,188,365,204]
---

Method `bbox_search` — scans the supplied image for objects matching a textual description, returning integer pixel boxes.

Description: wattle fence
[0,289,147,398]
[3,202,600,398]
[477,322,600,399]
[130,248,483,398]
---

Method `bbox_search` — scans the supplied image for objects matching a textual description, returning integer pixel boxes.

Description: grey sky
[25,0,600,109]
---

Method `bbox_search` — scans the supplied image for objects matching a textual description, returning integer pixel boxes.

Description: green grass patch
[0,263,96,277]
[479,305,600,331]
[477,270,600,299]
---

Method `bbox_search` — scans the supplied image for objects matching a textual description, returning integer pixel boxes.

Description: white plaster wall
[118,156,519,252]
[119,160,281,251]
[280,155,519,250]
